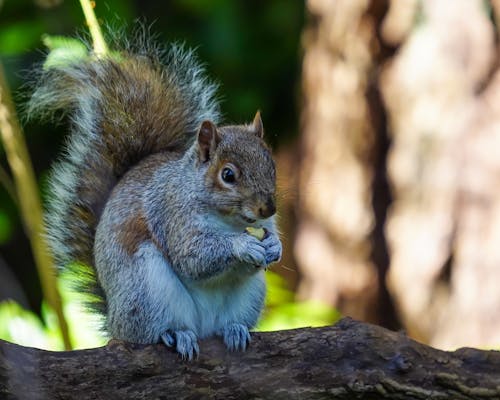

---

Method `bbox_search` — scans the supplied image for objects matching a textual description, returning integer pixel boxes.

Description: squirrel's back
[28,32,220,316]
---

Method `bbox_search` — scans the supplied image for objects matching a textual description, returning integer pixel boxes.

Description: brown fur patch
[118,211,151,256]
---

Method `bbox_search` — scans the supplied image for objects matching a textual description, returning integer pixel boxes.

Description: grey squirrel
[28,33,282,359]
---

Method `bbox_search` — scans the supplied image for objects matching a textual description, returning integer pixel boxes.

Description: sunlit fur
[28,28,282,357]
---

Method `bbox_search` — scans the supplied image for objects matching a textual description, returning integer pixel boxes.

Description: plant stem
[79,0,108,56]
[0,62,72,350]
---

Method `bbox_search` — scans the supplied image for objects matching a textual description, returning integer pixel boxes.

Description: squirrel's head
[196,111,276,226]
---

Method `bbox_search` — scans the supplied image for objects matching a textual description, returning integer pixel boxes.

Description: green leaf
[42,35,89,69]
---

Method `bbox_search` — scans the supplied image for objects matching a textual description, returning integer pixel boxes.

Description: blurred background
[1,0,500,351]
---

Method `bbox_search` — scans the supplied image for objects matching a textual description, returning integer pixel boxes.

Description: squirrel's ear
[252,110,264,139]
[197,120,220,162]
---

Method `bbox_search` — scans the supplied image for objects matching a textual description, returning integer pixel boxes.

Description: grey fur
[29,34,220,319]
[31,31,281,357]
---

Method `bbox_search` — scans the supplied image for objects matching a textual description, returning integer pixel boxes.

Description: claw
[222,323,251,351]
[161,330,176,347]
[161,329,199,360]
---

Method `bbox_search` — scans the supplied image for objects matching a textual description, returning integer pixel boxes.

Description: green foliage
[0,210,12,244]
[265,272,295,306]
[57,272,107,349]
[0,20,46,56]
[42,35,89,69]
[0,300,63,349]
[257,272,341,332]
[258,301,341,332]
[0,273,106,350]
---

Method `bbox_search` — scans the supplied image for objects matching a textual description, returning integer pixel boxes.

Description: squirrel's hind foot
[221,323,251,352]
[161,329,199,360]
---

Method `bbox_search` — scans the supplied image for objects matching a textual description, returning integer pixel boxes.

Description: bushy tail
[28,32,220,318]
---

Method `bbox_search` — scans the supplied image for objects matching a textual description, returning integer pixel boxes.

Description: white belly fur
[139,241,265,338]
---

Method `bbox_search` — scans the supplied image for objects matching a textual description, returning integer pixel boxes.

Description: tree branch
[1,318,499,399]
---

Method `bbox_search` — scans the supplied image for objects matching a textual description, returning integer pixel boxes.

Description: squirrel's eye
[221,167,236,183]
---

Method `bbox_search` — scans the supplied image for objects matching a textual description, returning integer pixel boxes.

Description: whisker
[278,264,295,272]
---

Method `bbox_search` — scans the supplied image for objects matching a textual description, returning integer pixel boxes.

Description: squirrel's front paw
[221,323,251,351]
[161,329,199,360]
[233,235,266,267]
[262,233,282,264]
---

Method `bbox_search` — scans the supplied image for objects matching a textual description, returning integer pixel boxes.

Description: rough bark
[1,318,499,400]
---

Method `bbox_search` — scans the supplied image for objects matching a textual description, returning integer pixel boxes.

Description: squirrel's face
[196,112,277,226]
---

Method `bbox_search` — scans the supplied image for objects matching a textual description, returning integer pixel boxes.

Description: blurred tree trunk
[296,0,500,349]
[382,0,500,349]
[296,0,397,326]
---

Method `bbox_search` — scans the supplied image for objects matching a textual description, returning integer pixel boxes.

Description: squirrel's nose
[258,197,276,219]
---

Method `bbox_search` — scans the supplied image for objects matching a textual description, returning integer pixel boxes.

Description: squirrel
[28,32,282,359]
